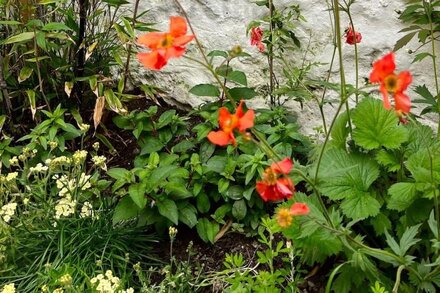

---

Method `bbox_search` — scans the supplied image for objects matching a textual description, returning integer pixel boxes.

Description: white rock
[131,0,439,134]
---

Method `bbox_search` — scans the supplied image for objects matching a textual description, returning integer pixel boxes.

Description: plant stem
[123,0,141,90]
[392,265,405,293]
[268,0,275,106]
[345,6,360,104]
[333,0,352,134]
[173,0,237,108]
[33,29,51,111]
[0,53,12,114]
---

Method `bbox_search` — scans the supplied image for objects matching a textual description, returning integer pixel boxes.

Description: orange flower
[250,27,265,52]
[256,158,295,202]
[137,16,194,70]
[290,203,310,216]
[344,26,362,45]
[370,53,412,116]
[207,100,255,146]
[276,203,310,228]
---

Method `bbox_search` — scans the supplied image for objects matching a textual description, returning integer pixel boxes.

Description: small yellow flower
[1,283,15,293]
[276,208,293,228]
[59,273,72,286]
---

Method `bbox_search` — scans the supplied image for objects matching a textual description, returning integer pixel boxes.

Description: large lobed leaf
[352,98,408,150]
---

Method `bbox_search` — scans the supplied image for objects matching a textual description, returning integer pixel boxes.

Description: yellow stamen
[384,74,398,93]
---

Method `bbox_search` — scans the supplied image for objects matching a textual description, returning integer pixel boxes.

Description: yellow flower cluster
[0,202,17,223]
[29,163,49,174]
[92,155,107,171]
[73,150,88,165]
[0,283,15,293]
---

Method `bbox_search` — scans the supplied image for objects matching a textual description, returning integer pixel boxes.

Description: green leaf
[330,111,349,149]
[370,213,392,236]
[227,71,248,86]
[232,200,247,220]
[156,199,179,225]
[196,193,210,213]
[352,98,408,150]
[189,84,220,97]
[156,110,176,129]
[3,32,34,44]
[42,22,72,31]
[228,87,257,100]
[165,181,192,199]
[107,168,131,180]
[18,66,33,83]
[206,156,227,173]
[177,202,198,228]
[196,218,219,244]
[399,224,421,256]
[412,52,432,63]
[388,182,418,211]
[207,50,228,58]
[318,149,381,220]
[393,31,417,52]
[129,183,147,208]
[375,150,401,172]
[340,191,381,220]
[112,196,140,224]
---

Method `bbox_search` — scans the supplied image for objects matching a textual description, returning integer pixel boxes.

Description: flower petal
[207,130,232,146]
[394,92,411,114]
[169,16,188,37]
[380,84,392,110]
[238,109,254,132]
[173,35,195,47]
[275,179,293,197]
[137,51,167,70]
[396,71,412,92]
[271,158,293,174]
[137,32,166,50]
[290,203,310,216]
[370,53,396,83]
[165,46,186,59]
[218,107,232,129]
[256,182,270,201]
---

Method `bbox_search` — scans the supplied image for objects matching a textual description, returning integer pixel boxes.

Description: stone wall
[132,0,439,134]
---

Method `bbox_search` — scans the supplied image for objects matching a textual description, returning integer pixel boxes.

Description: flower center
[263,168,278,185]
[222,115,239,133]
[159,34,174,48]
[384,74,398,93]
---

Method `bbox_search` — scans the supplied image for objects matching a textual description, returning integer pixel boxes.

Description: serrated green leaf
[330,111,349,149]
[340,191,381,220]
[318,148,380,201]
[375,150,401,172]
[388,182,418,211]
[352,98,408,150]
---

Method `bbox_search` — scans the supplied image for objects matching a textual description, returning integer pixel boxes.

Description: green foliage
[352,98,408,150]
[111,103,311,242]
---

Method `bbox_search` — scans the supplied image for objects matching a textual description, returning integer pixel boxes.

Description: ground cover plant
[1,0,440,292]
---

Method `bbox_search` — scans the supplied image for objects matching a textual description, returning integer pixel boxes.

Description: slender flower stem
[392,265,405,293]
[333,0,352,134]
[345,6,360,104]
[268,0,276,106]
[173,0,237,108]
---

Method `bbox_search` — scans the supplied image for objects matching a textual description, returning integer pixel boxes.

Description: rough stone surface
[132,0,439,134]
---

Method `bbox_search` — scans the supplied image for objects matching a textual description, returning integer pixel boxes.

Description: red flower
[290,203,310,216]
[207,100,255,146]
[137,16,194,70]
[276,202,309,228]
[250,27,265,52]
[344,26,362,45]
[370,53,412,115]
[256,158,295,202]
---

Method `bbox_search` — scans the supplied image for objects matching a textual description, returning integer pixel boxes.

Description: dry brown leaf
[93,96,105,130]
